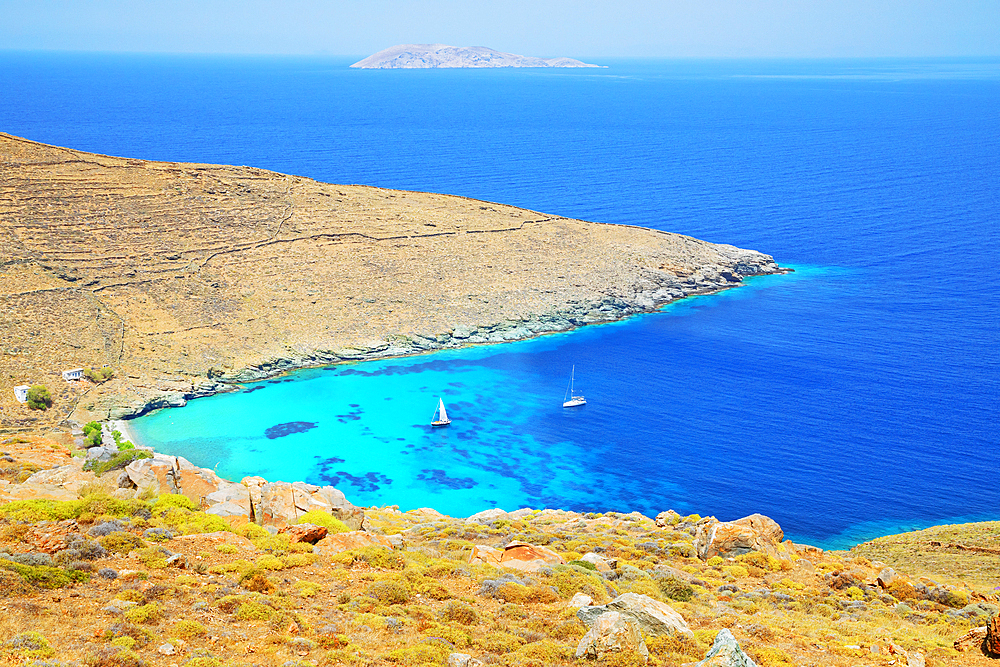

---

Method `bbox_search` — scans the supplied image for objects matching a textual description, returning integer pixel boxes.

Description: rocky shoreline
[126,263,790,420]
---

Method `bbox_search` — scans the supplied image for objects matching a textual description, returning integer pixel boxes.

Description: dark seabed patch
[241,385,266,394]
[264,421,318,439]
[417,468,477,490]
[321,470,393,493]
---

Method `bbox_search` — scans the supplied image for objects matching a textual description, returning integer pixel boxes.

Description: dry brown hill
[0,132,785,432]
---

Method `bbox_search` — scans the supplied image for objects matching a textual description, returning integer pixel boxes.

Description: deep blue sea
[3,53,998,549]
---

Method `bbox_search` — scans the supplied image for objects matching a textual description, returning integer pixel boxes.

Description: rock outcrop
[987,615,1000,656]
[694,513,788,560]
[575,611,648,661]
[578,593,692,639]
[312,531,395,556]
[687,629,759,667]
[468,540,565,572]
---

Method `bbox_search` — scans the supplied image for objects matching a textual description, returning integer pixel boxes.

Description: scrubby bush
[10,552,53,567]
[99,531,145,555]
[143,527,174,541]
[98,567,118,579]
[84,450,152,476]
[0,558,89,588]
[234,601,274,621]
[3,631,54,659]
[85,367,115,384]
[658,575,695,602]
[297,510,350,533]
[440,600,478,625]
[83,421,103,447]
[295,580,322,597]
[386,639,452,664]
[239,569,275,593]
[84,645,144,667]
[124,603,162,624]
[368,580,410,605]
[26,385,52,410]
[331,546,405,570]
[101,622,155,647]
[89,520,127,537]
[171,620,207,639]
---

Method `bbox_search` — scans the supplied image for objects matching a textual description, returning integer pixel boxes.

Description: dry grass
[0,502,997,666]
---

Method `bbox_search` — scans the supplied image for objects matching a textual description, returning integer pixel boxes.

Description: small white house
[13,385,30,403]
[62,368,84,381]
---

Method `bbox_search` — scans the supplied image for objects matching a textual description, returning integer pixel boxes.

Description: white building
[13,385,30,403]
[62,368,84,381]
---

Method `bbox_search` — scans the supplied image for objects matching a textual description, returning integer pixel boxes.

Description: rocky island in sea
[351,43,603,69]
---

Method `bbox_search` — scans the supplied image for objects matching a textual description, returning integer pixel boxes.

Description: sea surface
[3,53,998,549]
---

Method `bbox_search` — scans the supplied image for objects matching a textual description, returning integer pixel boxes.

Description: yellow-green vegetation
[123,603,162,624]
[297,510,351,532]
[3,631,55,659]
[171,619,208,639]
[0,494,996,667]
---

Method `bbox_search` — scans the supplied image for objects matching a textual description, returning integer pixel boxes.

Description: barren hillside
[0,132,784,430]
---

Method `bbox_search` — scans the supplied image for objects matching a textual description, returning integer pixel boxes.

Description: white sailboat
[431,397,452,427]
[562,365,586,407]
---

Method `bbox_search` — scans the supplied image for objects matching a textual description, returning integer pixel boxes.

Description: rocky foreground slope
[0,433,998,667]
[0,132,786,431]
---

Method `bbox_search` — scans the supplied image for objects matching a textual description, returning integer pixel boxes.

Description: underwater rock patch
[264,421,318,439]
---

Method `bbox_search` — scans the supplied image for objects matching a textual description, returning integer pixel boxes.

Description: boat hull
[431,420,452,427]
[562,397,586,408]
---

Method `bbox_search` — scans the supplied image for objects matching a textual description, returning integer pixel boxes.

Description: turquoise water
[4,55,998,549]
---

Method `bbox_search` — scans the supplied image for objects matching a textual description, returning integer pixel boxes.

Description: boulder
[446,654,483,667]
[655,510,682,527]
[876,567,898,588]
[954,626,987,652]
[497,540,565,572]
[279,523,328,544]
[254,481,363,529]
[693,513,785,560]
[312,531,394,556]
[125,455,178,496]
[204,481,252,517]
[574,611,648,661]
[581,552,614,573]
[569,593,594,608]
[907,651,926,667]
[686,629,759,667]
[23,463,97,495]
[579,592,692,639]
[469,545,503,567]
[987,615,1000,656]
[465,508,509,525]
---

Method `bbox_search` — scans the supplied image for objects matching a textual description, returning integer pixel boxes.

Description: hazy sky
[1,0,998,58]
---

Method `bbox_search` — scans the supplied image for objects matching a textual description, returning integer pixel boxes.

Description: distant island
[351,43,603,69]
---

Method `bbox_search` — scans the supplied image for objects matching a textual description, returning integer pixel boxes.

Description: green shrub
[124,603,162,624]
[3,630,54,659]
[368,580,410,605]
[440,600,478,625]
[386,641,451,664]
[331,546,405,570]
[84,450,152,476]
[85,367,115,384]
[0,559,89,588]
[658,575,695,602]
[83,421,103,447]
[239,569,275,593]
[85,645,145,667]
[234,601,274,621]
[297,510,350,533]
[100,531,146,555]
[567,559,597,571]
[26,385,52,410]
[215,543,238,554]
[152,494,199,512]
[171,619,207,639]
[706,556,724,567]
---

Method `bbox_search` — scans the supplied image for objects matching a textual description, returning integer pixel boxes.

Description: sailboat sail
[432,397,452,426]
[563,365,586,407]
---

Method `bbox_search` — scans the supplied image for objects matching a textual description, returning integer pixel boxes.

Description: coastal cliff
[350,44,602,69]
[0,133,787,429]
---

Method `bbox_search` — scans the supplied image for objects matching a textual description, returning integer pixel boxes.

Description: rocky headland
[350,44,602,69]
[0,132,787,430]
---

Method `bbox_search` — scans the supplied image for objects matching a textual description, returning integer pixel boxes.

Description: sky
[1,0,998,58]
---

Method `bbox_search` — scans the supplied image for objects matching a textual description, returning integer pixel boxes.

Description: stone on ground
[687,629,759,667]
[578,592,692,638]
[574,611,648,661]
